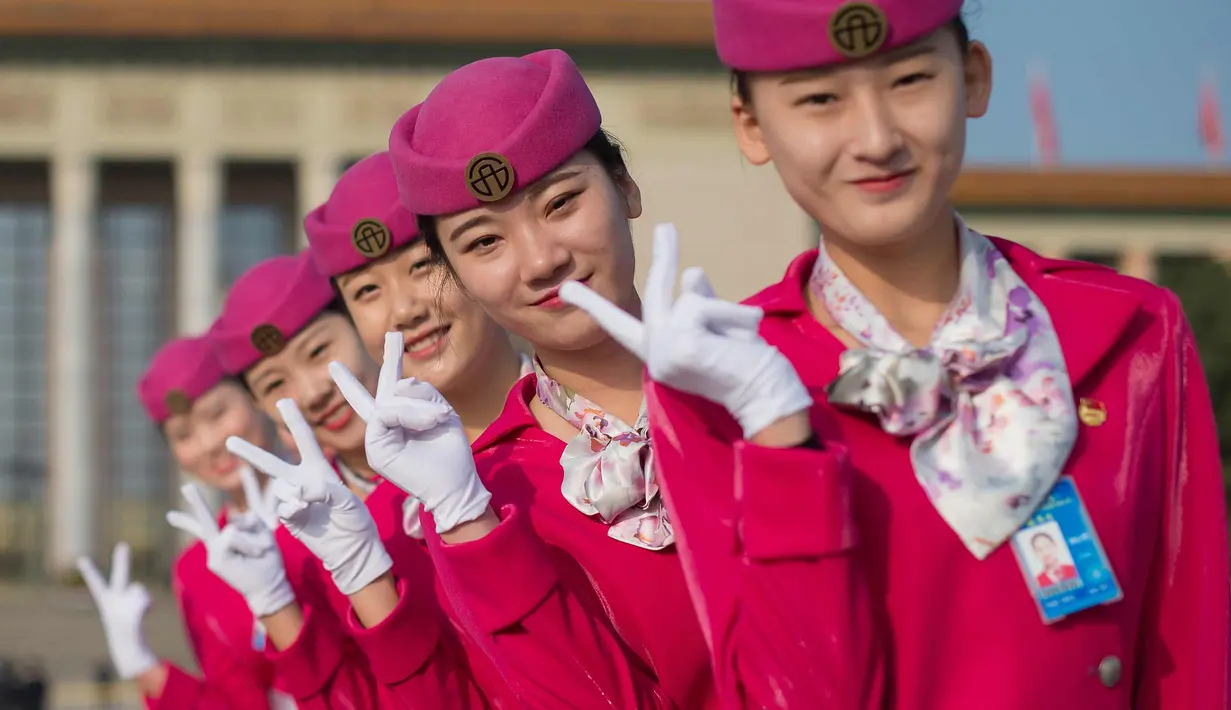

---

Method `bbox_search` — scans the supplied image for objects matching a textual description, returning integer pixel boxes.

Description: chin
[836,199,944,249]
[521,307,610,353]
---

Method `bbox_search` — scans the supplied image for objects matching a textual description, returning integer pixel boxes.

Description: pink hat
[388,49,601,217]
[136,335,228,424]
[212,252,337,375]
[304,151,421,277]
[714,0,964,73]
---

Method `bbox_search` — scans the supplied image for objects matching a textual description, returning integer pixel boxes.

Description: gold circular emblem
[351,218,391,259]
[1077,398,1107,427]
[828,2,889,59]
[164,389,192,416]
[465,152,516,203]
[250,324,287,358]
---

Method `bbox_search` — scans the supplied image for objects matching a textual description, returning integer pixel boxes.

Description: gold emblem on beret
[250,324,287,358]
[465,152,516,203]
[164,389,192,416]
[351,218,391,259]
[828,2,889,59]
[1077,398,1107,427]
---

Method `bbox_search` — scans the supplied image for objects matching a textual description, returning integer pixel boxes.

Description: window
[219,161,297,300]
[0,161,49,580]
[96,162,176,579]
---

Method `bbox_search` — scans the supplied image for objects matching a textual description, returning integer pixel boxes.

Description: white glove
[76,542,160,680]
[329,332,492,534]
[238,462,281,532]
[165,477,295,618]
[560,223,813,439]
[226,399,393,596]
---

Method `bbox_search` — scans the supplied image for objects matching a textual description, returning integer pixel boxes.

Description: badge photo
[1010,477,1122,624]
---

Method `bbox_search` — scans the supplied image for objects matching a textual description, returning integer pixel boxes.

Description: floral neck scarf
[533,360,673,551]
[815,218,1077,559]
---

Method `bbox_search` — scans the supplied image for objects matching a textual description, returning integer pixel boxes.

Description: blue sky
[962,0,1230,165]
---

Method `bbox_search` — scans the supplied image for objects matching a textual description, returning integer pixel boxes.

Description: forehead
[246,313,346,374]
[437,152,603,232]
[337,241,429,284]
[775,28,951,83]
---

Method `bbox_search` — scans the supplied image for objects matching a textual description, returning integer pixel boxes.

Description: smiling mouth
[317,402,354,432]
[533,276,590,308]
[404,324,451,359]
[852,169,916,193]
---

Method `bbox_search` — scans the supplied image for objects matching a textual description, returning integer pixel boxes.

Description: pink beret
[388,49,602,217]
[212,252,336,375]
[304,151,420,277]
[714,0,964,73]
[136,335,228,424]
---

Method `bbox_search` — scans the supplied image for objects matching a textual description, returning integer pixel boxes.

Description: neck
[817,208,961,347]
[536,310,645,426]
[445,338,524,442]
[338,447,375,481]
[226,487,248,513]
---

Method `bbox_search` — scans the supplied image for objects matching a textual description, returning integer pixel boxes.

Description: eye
[547,191,580,214]
[797,92,838,107]
[410,258,432,273]
[465,235,500,254]
[262,379,284,397]
[309,343,328,359]
[350,283,377,300]
[894,72,933,88]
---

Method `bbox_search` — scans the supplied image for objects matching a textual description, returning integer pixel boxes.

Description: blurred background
[0,0,1227,707]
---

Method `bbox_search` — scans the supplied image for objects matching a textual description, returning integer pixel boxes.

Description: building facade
[0,4,1228,582]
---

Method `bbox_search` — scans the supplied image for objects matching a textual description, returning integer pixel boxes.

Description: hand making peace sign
[329,331,493,534]
[559,222,813,439]
[165,471,295,617]
[226,399,392,596]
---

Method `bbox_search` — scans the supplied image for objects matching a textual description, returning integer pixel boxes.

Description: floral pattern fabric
[534,360,673,551]
[815,219,1077,559]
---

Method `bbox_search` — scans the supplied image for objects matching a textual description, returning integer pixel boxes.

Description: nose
[846,90,905,166]
[295,368,336,417]
[388,276,432,333]
[516,226,574,288]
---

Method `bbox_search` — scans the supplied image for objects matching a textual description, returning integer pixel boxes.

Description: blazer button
[1098,656,1123,688]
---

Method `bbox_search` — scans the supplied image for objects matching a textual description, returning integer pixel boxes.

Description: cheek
[347,303,388,363]
[452,257,518,316]
[169,439,200,472]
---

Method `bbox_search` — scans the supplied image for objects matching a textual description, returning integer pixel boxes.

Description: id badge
[252,619,268,652]
[1010,476,1122,624]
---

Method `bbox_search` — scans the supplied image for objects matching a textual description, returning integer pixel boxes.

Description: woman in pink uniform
[77,334,313,709]
[567,1,1231,708]
[303,151,533,442]
[212,250,492,707]
[312,48,833,710]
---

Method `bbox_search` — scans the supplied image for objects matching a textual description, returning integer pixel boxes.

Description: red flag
[1029,68,1059,165]
[1199,74,1225,162]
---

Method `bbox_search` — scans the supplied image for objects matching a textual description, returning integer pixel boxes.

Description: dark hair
[1029,532,1056,548]
[417,128,630,280]
[730,15,972,105]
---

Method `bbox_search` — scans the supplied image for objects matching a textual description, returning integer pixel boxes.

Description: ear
[618,174,643,220]
[732,94,772,166]
[963,41,993,119]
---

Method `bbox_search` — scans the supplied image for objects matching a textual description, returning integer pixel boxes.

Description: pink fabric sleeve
[1134,300,1231,708]
[264,601,383,709]
[145,568,274,710]
[344,575,493,708]
[424,503,677,709]
[645,381,885,710]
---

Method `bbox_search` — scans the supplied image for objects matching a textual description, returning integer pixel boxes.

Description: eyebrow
[778,44,938,85]
[290,320,331,356]
[446,168,584,244]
